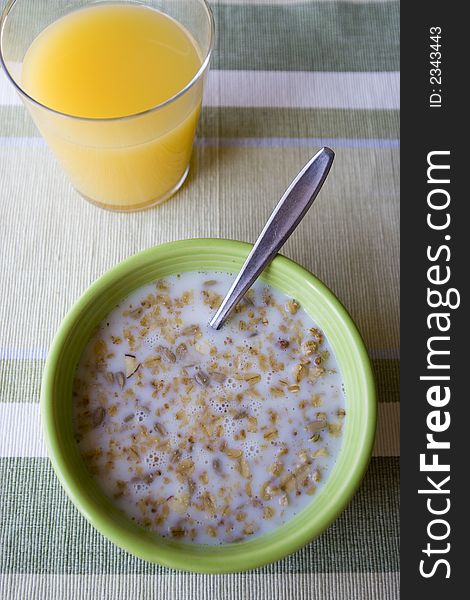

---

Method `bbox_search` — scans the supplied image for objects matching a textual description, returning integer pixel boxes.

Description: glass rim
[0,0,215,122]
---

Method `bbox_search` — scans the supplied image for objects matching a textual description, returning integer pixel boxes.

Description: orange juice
[21,3,205,210]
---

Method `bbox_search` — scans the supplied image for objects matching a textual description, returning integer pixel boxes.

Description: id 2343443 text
[429,27,443,108]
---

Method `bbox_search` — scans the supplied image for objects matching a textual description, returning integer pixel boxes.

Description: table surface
[0,1,399,598]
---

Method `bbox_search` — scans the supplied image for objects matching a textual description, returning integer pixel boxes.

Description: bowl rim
[41,238,376,573]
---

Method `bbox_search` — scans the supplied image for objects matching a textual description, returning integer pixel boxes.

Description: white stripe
[0,572,400,600]
[0,138,46,147]
[0,136,400,149]
[0,402,399,458]
[204,71,400,109]
[1,68,399,109]
[0,404,47,458]
[0,347,48,359]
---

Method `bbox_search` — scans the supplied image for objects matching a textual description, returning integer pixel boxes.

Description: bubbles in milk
[144,332,160,349]
[146,451,161,470]
[132,480,148,494]
[72,270,346,545]
[241,441,260,459]
[135,409,149,423]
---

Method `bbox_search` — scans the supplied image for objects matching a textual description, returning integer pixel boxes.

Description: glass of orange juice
[0,1,214,211]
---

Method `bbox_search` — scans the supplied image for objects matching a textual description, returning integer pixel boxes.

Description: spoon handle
[209,146,335,330]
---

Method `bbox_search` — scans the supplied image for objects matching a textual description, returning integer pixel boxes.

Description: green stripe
[0,359,44,403]
[0,106,399,139]
[1,2,399,72]
[200,108,399,140]
[211,3,399,71]
[0,358,398,403]
[373,359,399,403]
[0,457,398,573]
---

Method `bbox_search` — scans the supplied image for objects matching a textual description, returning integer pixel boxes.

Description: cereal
[124,354,140,378]
[73,271,345,545]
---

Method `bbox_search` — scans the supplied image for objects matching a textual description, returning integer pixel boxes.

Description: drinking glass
[0,0,214,211]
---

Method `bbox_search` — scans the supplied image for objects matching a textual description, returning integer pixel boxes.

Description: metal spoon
[209,147,335,330]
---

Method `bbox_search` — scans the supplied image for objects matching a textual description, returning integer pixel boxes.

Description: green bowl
[41,238,376,573]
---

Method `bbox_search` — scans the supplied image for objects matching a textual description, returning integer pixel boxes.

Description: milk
[73,272,345,544]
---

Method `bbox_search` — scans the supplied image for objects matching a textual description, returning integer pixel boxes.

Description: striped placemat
[0,1,399,598]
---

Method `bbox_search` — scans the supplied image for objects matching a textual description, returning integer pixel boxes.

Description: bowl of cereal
[41,238,376,572]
